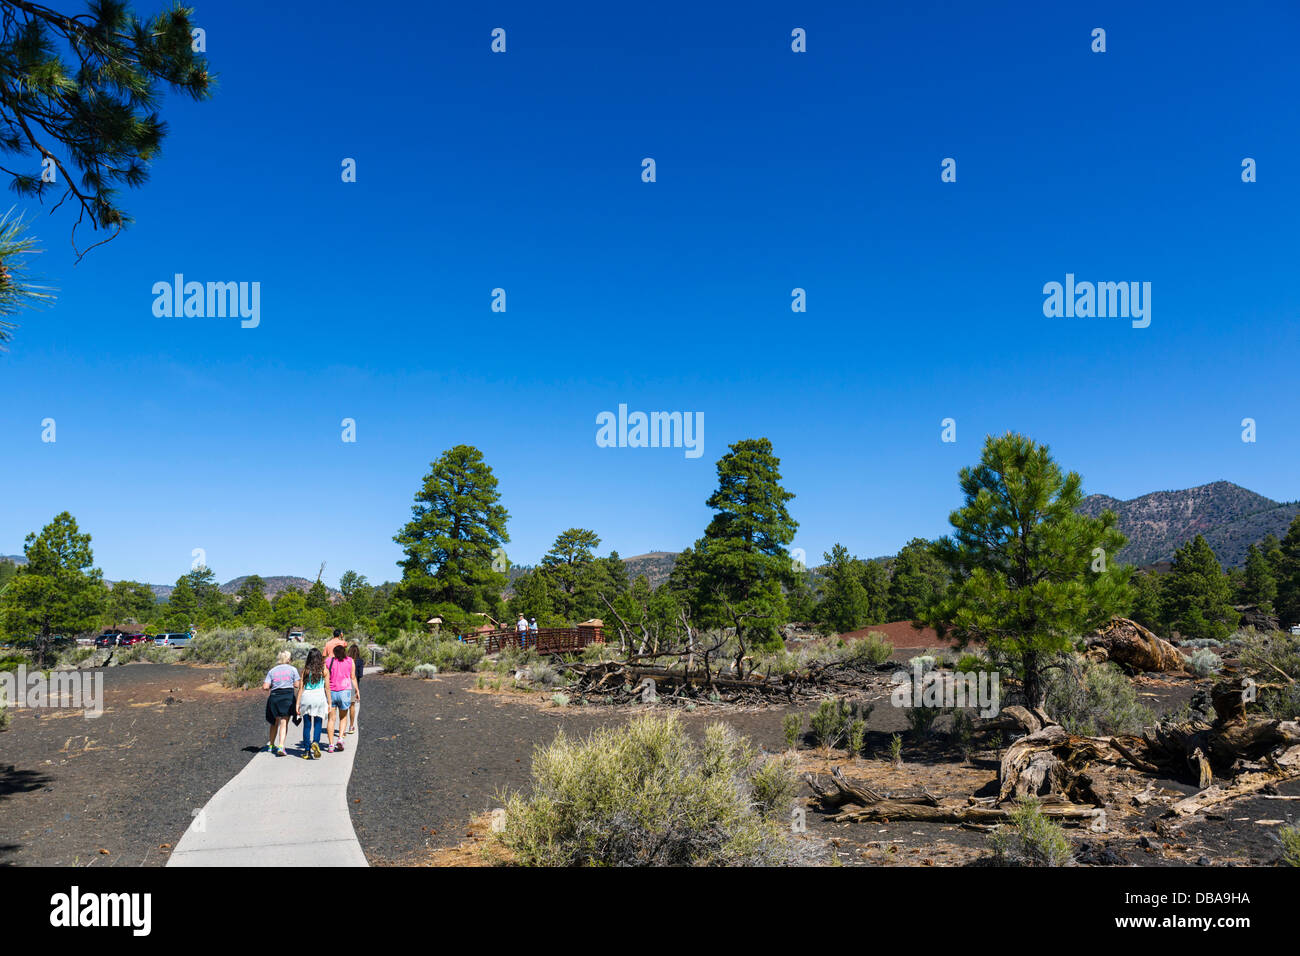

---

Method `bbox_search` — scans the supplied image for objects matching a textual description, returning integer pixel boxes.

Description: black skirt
[265,687,296,723]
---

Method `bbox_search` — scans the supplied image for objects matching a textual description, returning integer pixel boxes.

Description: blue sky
[2,0,1297,588]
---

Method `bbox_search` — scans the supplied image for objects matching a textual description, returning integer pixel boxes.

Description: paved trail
[169,703,369,867]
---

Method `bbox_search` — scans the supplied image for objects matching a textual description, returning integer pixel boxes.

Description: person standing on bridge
[529,617,539,645]
[516,613,529,649]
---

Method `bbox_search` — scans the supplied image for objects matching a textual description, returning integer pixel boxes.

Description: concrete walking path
[168,722,368,867]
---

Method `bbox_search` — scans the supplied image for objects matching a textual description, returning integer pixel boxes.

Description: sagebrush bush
[185,628,283,665]
[839,633,894,667]
[907,655,936,673]
[1188,648,1223,677]
[989,798,1072,866]
[1043,655,1153,736]
[380,632,484,674]
[114,644,180,665]
[1280,825,1300,867]
[412,663,438,679]
[1239,631,1300,719]
[495,713,798,866]
[523,661,563,688]
[55,646,96,669]
[223,642,282,689]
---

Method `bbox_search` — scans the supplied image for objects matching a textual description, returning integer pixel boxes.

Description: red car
[117,633,149,646]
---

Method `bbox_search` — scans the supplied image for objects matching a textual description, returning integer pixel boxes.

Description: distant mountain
[1078,481,1300,568]
[622,551,680,588]
[221,575,341,601]
[1,554,26,565]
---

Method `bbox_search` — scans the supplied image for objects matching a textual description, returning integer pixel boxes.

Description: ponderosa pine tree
[1275,517,1300,629]
[817,543,870,635]
[887,537,948,621]
[1163,535,1239,642]
[1128,569,1166,633]
[921,433,1131,711]
[0,511,106,663]
[1241,543,1278,613]
[689,438,798,653]
[394,445,510,617]
[0,1,213,343]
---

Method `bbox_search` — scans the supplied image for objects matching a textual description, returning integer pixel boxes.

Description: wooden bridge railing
[461,626,605,656]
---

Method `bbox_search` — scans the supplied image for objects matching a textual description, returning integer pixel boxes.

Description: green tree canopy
[688,438,798,652]
[394,445,510,616]
[1163,535,1239,641]
[887,537,948,620]
[921,433,1131,709]
[0,511,105,662]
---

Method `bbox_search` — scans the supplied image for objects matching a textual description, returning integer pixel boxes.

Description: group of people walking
[263,630,364,759]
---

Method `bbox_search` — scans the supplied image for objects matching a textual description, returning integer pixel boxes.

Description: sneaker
[347,727,356,735]
[301,751,311,760]
[311,743,322,759]
[335,741,345,752]
[325,743,336,753]
[274,747,286,757]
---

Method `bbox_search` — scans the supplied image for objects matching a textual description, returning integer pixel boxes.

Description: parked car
[94,631,124,648]
[118,633,149,646]
[153,632,193,648]
[287,630,305,642]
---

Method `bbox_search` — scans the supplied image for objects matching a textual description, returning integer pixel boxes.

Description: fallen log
[829,800,1106,830]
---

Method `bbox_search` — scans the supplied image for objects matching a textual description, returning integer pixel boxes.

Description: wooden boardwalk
[460,626,605,656]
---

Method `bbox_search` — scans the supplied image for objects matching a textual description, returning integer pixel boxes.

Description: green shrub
[907,655,936,673]
[1240,631,1300,719]
[495,713,797,866]
[1043,655,1153,736]
[950,708,975,757]
[114,644,181,665]
[1280,825,1300,867]
[888,732,903,766]
[810,697,853,750]
[522,661,563,688]
[989,798,1072,866]
[413,663,438,679]
[782,712,803,750]
[0,653,28,673]
[839,633,893,667]
[847,718,867,758]
[749,752,799,819]
[906,703,942,738]
[430,639,484,672]
[380,632,485,675]
[55,647,96,668]
[955,653,987,674]
[550,692,570,707]
[185,628,283,664]
[222,643,282,689]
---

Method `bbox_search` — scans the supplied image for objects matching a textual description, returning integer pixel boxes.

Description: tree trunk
[1021,649,1047,711]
